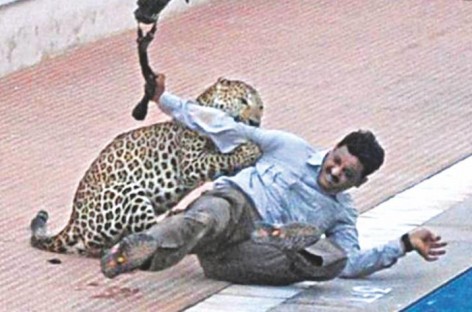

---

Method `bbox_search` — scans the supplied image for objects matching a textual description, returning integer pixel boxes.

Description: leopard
[30,18,265,257]
[30,79,264,257]
[30,1,265,257]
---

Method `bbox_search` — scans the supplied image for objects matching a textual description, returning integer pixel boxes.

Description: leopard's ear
[216,77,230,86]
[215,77,226,92]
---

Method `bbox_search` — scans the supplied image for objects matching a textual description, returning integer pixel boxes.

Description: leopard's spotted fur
[30,78,264,256]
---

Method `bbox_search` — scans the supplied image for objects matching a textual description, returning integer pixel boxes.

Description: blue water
[403,267,472,312]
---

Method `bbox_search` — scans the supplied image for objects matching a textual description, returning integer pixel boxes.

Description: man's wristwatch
[401,233,414,252]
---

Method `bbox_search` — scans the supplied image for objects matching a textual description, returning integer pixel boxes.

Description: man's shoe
[101,233,158,278]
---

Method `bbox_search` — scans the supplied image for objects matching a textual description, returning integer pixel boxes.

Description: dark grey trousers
[142,185,347,285]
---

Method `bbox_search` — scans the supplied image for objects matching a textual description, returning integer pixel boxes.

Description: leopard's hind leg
[30,183,165,256]
[79,184,164,255]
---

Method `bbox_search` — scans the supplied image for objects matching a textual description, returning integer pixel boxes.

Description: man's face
[317,145,366,195]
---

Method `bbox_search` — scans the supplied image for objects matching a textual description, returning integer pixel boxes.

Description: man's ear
[355,177,368,187]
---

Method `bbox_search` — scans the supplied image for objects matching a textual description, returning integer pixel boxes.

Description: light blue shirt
[160,92,406,278]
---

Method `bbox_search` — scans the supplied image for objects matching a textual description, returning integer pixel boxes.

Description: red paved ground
[1,1,471,311]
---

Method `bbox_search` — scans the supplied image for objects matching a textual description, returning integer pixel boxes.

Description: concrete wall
[0,0,209,77]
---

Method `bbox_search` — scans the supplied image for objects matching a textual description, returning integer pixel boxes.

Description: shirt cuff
[391,237,408,257]
[159,91,184,116]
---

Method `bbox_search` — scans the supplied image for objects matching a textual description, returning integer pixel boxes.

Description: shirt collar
[307,149,329,167]
[307,149,337,199]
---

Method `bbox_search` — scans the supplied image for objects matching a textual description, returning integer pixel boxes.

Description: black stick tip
[132,100,149,120]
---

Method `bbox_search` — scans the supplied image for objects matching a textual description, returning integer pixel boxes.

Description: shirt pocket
[267,165,299,188]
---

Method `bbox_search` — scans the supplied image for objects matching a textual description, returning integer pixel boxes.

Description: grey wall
[0,0,209,77]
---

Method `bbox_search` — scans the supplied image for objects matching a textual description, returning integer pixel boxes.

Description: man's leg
[198,238,347,285]
[141,194,234,271]
[101,186,254,278]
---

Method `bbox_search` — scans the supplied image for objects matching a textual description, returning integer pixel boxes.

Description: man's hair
[336,130,385,178]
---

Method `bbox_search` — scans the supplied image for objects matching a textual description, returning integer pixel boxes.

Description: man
[101,74,447,284]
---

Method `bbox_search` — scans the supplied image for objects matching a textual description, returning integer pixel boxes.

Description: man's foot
[101,233,158,278]
[251,222,322,251]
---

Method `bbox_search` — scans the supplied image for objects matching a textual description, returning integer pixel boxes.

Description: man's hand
[407,228,447,261]
[152,73,166,103]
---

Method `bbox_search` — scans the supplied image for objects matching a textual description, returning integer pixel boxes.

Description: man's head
[317,130,385,195]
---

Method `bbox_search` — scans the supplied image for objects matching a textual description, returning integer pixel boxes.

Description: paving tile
[185,294,285,312]
[220,284,303,299]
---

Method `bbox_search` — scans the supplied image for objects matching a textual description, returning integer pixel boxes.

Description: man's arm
[153,74,288,153]
[327,222,447,278]
[327,223,405,278]
[159,91,251,153]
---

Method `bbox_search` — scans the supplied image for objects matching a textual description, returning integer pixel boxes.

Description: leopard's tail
[30,210,78,254]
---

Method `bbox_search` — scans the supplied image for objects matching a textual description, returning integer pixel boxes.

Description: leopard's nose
[249,119,260,127]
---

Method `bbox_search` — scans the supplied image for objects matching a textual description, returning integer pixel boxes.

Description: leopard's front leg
[179,133,262,187]
[214,142,262,176]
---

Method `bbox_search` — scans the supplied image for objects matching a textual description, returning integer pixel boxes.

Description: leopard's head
[196,77,264,127]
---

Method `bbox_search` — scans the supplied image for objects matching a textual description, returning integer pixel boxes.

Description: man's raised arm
[152,74,283,154]
[152,74,253,153]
